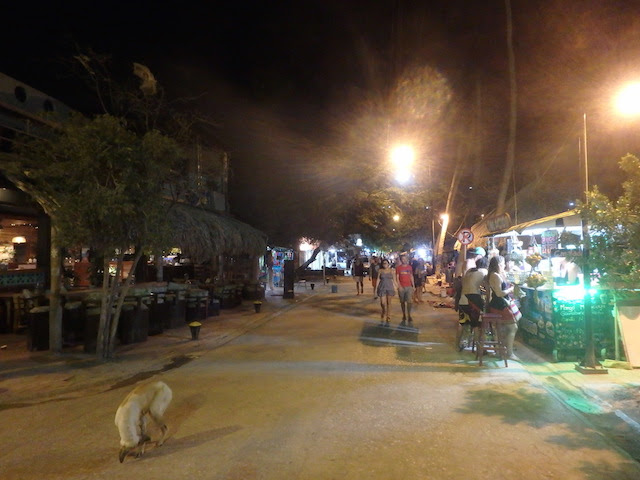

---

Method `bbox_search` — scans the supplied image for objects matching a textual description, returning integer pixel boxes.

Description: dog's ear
[119,447,130,463]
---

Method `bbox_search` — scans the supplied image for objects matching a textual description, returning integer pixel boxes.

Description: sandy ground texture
[1,277,640,479]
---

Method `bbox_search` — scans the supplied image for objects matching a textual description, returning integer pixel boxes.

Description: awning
[168,203,266,262]
[484,210,582,238]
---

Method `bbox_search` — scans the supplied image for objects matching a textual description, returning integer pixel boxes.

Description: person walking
[376,258,396,326]
[369,256,380,299]
[487,255,518,359]
[266,250,274,291]
[352,256,365,295]
[395,253,415,325]
[411,257,425,304]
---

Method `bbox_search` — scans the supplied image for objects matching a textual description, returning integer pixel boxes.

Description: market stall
[485,210,621,362]
[518,284,616,361]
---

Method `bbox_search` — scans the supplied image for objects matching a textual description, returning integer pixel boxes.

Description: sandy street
[2,286,640,479]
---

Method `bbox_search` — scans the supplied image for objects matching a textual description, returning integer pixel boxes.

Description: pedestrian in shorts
[395,254,415,325]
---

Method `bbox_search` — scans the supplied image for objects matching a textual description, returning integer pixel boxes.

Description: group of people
[455,247,519,359]
[350,247,520,359]
[351,253,430,328]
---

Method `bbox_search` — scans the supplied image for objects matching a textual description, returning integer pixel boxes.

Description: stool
[475,313,508,367]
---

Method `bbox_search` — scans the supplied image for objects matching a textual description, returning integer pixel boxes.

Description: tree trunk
[155,252,163,282]
[48,226,63,353]
[106,249,143,358]
[96,257,113,360]
[496,0,517,215]
[295,247,321,276]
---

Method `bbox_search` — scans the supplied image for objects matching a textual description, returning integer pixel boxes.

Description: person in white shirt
[456,256,488,350]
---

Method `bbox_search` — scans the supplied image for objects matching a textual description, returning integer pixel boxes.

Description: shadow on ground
[312,296,376,318]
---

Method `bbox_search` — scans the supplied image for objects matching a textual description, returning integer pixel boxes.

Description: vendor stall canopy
[168,203,266,262]
[483,210,582,238]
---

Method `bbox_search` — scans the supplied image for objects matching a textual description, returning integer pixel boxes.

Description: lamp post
[434,213,449,276]
[576,112,607,374]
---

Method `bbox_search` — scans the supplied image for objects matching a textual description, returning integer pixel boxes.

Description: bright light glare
[390,144,415,184]
[395,170,412,184]
[615,82,640,116]
[390,145,415,167]
[299,241,313,252]
[440,213,449,222]
[393,214,400,222]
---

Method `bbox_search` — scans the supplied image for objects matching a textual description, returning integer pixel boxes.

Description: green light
[552,285,599,302]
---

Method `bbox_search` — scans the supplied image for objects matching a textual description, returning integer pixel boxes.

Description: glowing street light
[614,82,640,117]
[390,144,415,184]
[392,214,400,222]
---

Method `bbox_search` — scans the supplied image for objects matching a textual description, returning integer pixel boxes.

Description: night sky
[4,0,640,243]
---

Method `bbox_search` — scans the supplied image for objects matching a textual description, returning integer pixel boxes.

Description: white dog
[115,381,172,463]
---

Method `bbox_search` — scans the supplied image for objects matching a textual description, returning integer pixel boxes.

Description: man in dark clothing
[352,256,365,295]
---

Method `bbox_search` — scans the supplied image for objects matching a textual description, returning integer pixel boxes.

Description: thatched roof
[168,203,266,262]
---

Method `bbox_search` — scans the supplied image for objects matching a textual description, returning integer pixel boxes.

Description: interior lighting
[11,236,26,244]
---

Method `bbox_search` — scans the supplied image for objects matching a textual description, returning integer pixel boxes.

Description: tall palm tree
[496,0,517,215]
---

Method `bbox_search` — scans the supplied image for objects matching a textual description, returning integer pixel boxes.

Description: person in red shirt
[395,254,415,325]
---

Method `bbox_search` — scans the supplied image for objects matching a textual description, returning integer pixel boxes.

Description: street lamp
[434,213,449,276]
[575,113,606,374]
[615,82,640,117]
[390,144,415,184]
[575,82,640,374]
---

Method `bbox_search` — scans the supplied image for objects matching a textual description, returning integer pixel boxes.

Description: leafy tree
[6,114,181,359]
[582,154,640,289]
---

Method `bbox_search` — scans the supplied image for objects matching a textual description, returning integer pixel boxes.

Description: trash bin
[148,294,167,336]
[62,301,84,346]
[84,307,101,354]
[27,305,50,351]
[331,285,338,293]
[209,299,220,317]
[165,292,186,329]
[118,303,148,345]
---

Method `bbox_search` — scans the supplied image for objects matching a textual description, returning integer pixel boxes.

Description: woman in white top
[487,255,518,358]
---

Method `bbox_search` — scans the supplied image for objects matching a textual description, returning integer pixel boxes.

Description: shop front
[486,210,622,362]
[0,179,51,332]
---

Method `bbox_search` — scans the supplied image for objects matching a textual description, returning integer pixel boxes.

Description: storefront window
[0,216,39,270]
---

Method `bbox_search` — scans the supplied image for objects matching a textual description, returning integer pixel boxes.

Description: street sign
[457,229,474,245]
